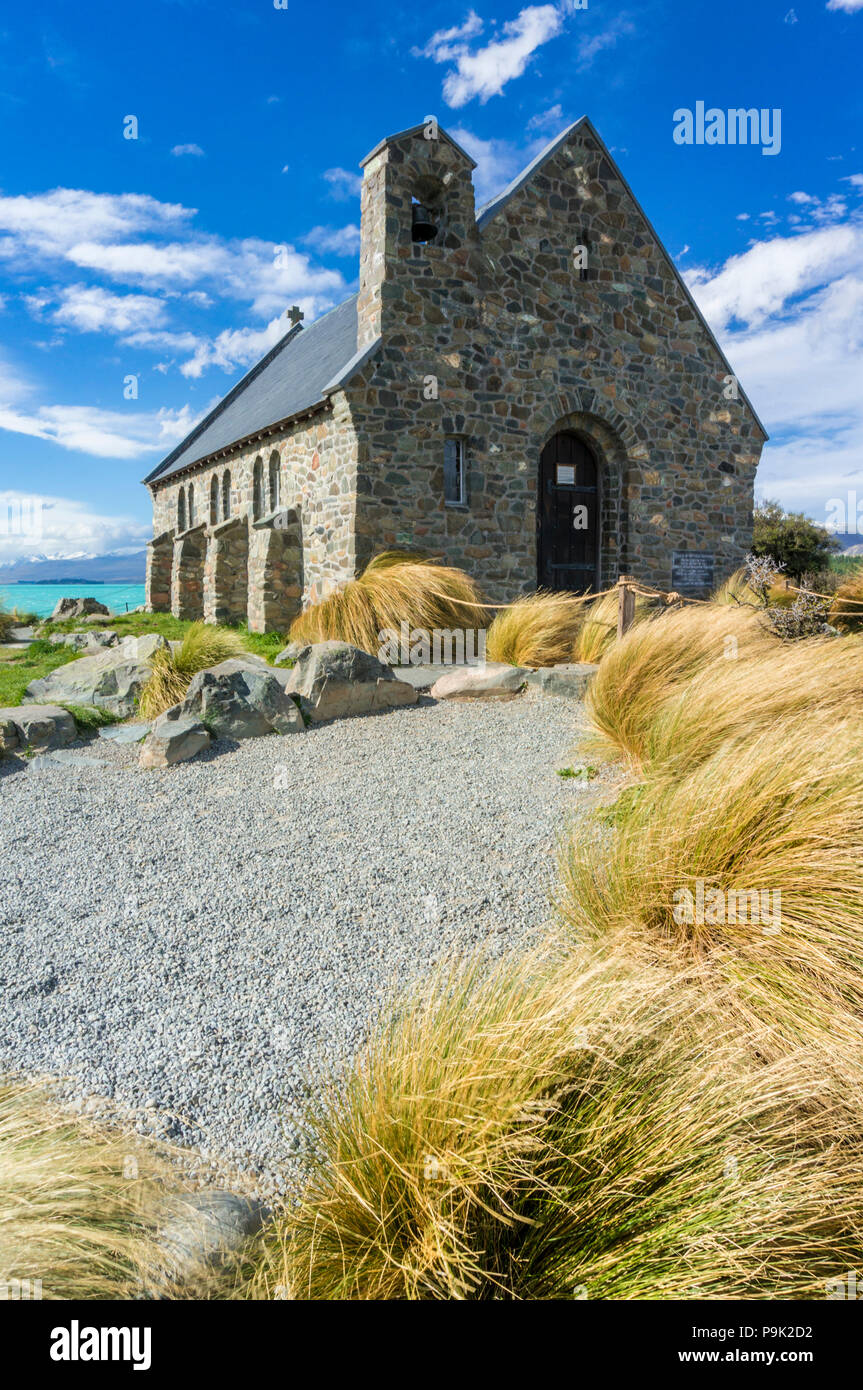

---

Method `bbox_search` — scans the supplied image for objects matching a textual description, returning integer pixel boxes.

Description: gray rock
[156,1193,267,1283]
[51,630,119,652]
[182,659,305,738]
[25,647,157,717]
[284,641,417,723]
[139,713,211,769]
[524,663,599,700]
[273,641,304,666]
[393,663,472,691]
[430,663,531,700]
[28,749,109,771]
[98,722,151,744]
[50,596,110,621]
[0,703,77,752]
[117,632,169,663]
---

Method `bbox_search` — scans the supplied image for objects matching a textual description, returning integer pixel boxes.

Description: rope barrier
[419,583,619,612]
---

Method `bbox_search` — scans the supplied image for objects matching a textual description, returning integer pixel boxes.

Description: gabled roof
[143,294,360,485]
[360,122,476,170]
[477,115,767,440]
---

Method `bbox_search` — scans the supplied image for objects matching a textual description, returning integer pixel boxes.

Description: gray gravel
[0,696,599,1196]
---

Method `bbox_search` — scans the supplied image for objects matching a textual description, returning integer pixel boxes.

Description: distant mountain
[838,534,863,552]
[0,550,147,583]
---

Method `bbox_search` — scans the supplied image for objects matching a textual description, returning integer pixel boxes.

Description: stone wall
[344,122,764,600]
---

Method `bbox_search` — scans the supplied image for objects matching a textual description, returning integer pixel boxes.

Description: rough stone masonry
[143,116,765,629]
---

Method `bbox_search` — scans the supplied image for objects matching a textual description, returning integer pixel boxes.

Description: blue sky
[1,0,862,563]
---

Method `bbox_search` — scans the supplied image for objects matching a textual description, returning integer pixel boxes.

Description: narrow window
[188,482,195,528]
[443,438,466,506]
[210,474,219,525]
[177,486,186,532]
[269,451,280,512]
[222,470,231,520]
[252,457,263,521]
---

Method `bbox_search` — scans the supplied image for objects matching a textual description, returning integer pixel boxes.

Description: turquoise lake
[0,583,147,619]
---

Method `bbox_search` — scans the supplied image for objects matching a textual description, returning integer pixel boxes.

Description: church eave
[146,398,333,492]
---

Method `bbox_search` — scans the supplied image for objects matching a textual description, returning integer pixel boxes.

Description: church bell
[411,202,437,243]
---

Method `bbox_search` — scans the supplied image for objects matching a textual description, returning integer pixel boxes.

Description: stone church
[143,116,766,630]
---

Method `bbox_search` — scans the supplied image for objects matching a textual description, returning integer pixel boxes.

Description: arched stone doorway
[537,431,600,592]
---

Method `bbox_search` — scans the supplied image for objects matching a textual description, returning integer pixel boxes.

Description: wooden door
[537,432,599,592]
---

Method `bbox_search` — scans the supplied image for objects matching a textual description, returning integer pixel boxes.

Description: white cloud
[43,284,168,334]
[843,173,863,189]
[527,103,564,132]
[0,189,191,265]
[450,125,549,206]
[171,143,205,157]
[322,167,362,200]
[419,4,563,108]
[302,224,361,256]
[0,490,152,562]
[686,204,863,520]
[178,315,287,379]
[576,16,635,72]
[826,0,863,11]
[0,401,199,459]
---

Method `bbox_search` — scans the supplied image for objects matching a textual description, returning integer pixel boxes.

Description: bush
[139,623,245,718]
[485,591,590,667]
[559,714,863,1059]
[0,1079,170,1299]
[752,499,839,578]
[289,552,489,657]
[584,604,774,767]
[243,942,863,1300]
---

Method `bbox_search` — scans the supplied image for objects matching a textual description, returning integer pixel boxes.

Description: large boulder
[181,659,305,738]
[139,712,211,769]
[430,663,531,700]
[50,596,110,621]
[25,640,167,717]
[283,641,418,723]
[0,703,77,753]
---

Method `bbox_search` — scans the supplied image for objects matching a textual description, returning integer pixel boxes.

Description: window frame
[443,437,467,508]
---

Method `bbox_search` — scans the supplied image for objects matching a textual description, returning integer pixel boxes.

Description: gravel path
[1,696,600,1195]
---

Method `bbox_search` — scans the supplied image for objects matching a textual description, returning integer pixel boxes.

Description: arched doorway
[537,431,599,592]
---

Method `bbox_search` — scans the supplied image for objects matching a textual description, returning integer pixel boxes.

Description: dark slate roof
[144,294,360,485]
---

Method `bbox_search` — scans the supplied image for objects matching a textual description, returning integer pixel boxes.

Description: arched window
[210,474,219,525]
[177,486,186,533]
[187,482,195,529]
[252,456,264,521]
[268,451,280,512]
[221,470,231,520]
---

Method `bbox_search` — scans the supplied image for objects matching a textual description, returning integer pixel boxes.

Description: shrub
[584,603,774,767]
[139,623,245,718]
[642,635,863,782]
[243,942,863,1301]
[752,498,840,577]
[0,1079,170,1299]
[485,591,591,667]
[559,715,863,1059]
[0,607,15,643]
[289,552,489,657]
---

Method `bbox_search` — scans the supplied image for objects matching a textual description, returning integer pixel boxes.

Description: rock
[50,596,110,621]
[273,641,304,666]
[139,713,211,768]
[25,647,158,717]
[98,722,151,744]
[283,641,418,723]
[0,703,77,752]
[117,632,169,662]
[182,659,305,738]
[155,1193,267,1284]
[430,663,531,700]
[28,750,109,771]
[51,630,119,652]
[524,663,599,699]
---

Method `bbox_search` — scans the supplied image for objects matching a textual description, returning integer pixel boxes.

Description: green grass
[0,645,80,708]
[830,554,863,578]
[62,704,122,733]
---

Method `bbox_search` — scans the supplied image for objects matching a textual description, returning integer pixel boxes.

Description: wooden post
[616,574,636,640]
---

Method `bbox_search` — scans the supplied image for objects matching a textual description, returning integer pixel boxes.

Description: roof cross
[286,305,304,327]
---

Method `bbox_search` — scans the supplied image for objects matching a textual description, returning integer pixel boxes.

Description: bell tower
[356,119,479,352]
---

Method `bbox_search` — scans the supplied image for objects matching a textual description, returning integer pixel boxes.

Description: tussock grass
[485,591,590,667]
[289,552,489,656]
[713,566,758,605]
[559,716,863,1061]
[643,635,863,781]
[0,1079,171,1300]
[139,623,245,718]
[243,942,863,1300]
[831,569,863,632]
[584,603,775,768]
[570,589,652,664]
